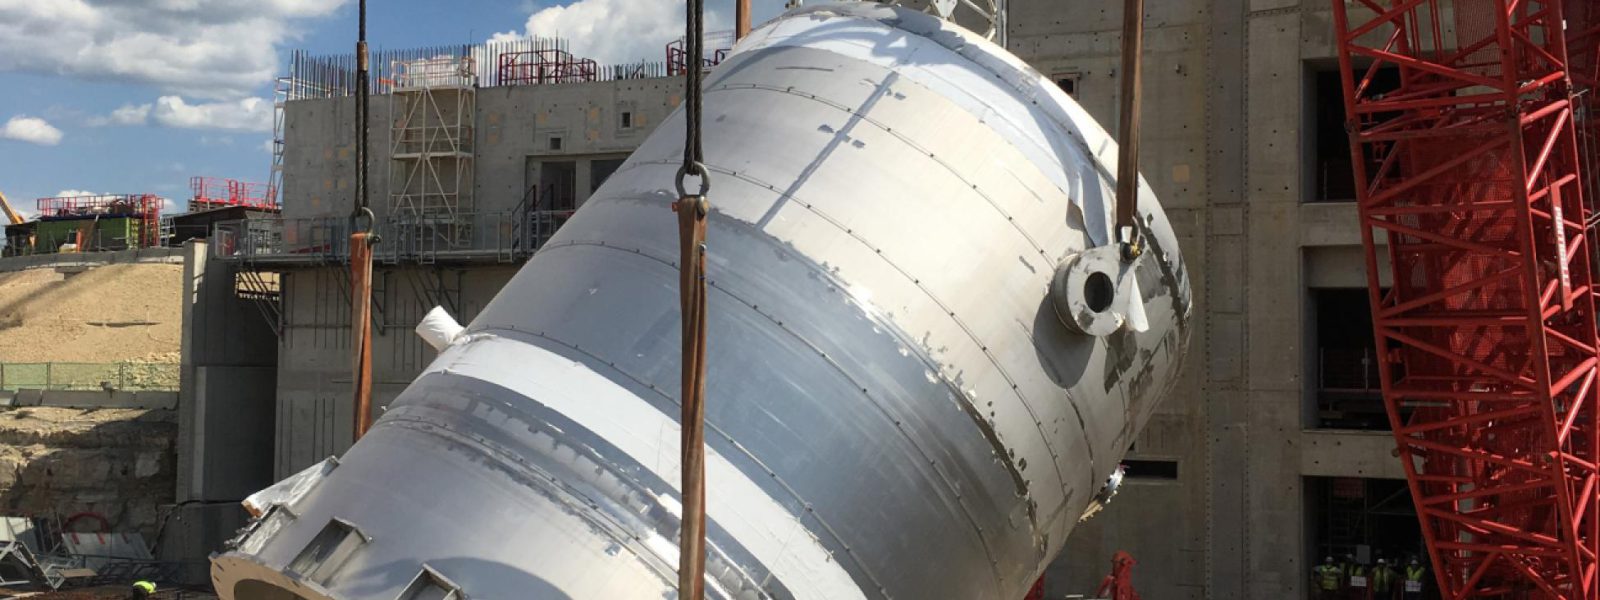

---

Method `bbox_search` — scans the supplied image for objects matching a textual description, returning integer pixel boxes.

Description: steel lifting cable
[677,0,710,198]
[350,0,378,442]
[673,0,711,597]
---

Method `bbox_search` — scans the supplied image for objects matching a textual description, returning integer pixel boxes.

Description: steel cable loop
[677,0,710,197]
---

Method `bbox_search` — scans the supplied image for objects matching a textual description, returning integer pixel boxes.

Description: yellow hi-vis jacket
[1315,564,1342,591]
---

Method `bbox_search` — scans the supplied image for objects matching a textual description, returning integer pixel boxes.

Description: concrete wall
[282,77,681,223]
[271,264,517,478]
[178,240,279,503]
[1011,0,1403,598]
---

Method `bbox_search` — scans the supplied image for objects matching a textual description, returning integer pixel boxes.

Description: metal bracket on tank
[890,0,1008,46]
[1049,246,1148,337]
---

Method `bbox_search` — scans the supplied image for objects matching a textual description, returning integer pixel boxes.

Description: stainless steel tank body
[212,3,1193,599]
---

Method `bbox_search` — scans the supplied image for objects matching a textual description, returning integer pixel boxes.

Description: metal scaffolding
[388,55,477,252]
[498,47,598,85]
[190,177,277,211]
[1331,0,1598,596]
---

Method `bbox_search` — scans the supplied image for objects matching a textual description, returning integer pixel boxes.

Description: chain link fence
[0,362,179,392]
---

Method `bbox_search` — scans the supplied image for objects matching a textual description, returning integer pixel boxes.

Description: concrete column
[177,240,279,503]
[575,159,595,207]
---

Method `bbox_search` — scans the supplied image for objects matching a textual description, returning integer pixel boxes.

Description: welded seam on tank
[419,333,880,600]
[371,415,685,592]
[477,314,984,596]
[595,163,1094,502]
[620,75,1108,490]
[525,233,1039,577]
[728,8,1129,246]
[608,84,1053,261]
[377,374,792,599]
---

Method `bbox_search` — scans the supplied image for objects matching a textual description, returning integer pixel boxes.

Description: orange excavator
[0,188,35,254]
[0,189,23,226]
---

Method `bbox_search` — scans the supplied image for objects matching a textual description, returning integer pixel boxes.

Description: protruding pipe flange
[1049,244,1139,339]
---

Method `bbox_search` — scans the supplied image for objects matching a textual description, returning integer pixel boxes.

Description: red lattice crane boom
[1331,0,1600,597]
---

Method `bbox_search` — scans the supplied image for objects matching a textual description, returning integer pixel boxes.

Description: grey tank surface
[212,4,1192,599]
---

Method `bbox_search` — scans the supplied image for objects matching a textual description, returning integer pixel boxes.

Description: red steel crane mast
[1331,0,1600,597]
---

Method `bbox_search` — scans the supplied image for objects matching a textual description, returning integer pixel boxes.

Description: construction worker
[1314,556,1343,600]
[1402,558,1426,599]
[128,580,156,600]
[1342,554,1368,600]
[1371,558,1397,600]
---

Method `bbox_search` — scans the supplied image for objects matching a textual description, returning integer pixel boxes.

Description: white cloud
[492,0,728,66]
[94,96,271,132]
[153,96,272,131]
[90,103,154,126]
[261,138,275,153]
[53,189,97,198]
[1,115,63,146]
[0,0,348,99]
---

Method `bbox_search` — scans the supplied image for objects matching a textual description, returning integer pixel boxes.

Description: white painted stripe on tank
[422,333,870,600]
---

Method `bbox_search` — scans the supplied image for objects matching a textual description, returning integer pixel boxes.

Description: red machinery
[666,32,733,76]
[35,194,163,248]
[1331,0,1599,597]
[1094,551,1140,600]
[497,49,598,85]
[190,176,277,211]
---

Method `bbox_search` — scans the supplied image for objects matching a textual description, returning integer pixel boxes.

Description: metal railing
[0,362,179,392]
[212,209,571,264]
[285,40,668,100]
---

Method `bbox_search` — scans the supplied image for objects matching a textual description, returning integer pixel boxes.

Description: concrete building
[209,2,1419,597]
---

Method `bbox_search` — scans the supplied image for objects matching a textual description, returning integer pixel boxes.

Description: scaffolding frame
[388,56,477,251]
[666,31,734,77]
[1332,0,1599,596]
[498,48,598,85]
[191,177,276,211]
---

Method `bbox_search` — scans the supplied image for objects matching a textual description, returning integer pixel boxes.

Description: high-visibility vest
[1404,566,1426,594]
[1372,566,1397,591]
[1346,564,1369,588]
[1316,565,1342,590]
[132,581,156,594]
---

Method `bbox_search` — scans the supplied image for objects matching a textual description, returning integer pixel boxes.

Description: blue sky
[0,0,779,216]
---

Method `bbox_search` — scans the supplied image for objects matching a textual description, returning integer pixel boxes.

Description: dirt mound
[0,265,182,363]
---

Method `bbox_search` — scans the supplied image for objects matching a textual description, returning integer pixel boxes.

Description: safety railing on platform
[212,209,572,264]
[0,362,179,392]
[284,41,668,100]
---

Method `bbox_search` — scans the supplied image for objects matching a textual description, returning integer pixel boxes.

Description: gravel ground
[0,265,182,364]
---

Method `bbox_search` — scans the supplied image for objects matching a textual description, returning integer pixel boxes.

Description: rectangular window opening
[1053,72,1081,98]
[1123,459,1178,480]
[548,136,563,151]
[620,111,633,129]
[1308,64,1401,202]
[1312,288,1401,431]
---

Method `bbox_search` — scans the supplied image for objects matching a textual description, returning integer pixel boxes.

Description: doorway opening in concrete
[1305,476,1426,590]
[539,161,578,212]
[590,158,626,194]
[1311,288,1401,430]
[1307,64,1400,202]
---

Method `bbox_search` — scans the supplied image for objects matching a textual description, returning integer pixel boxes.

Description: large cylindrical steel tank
[213,3,1192,599]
